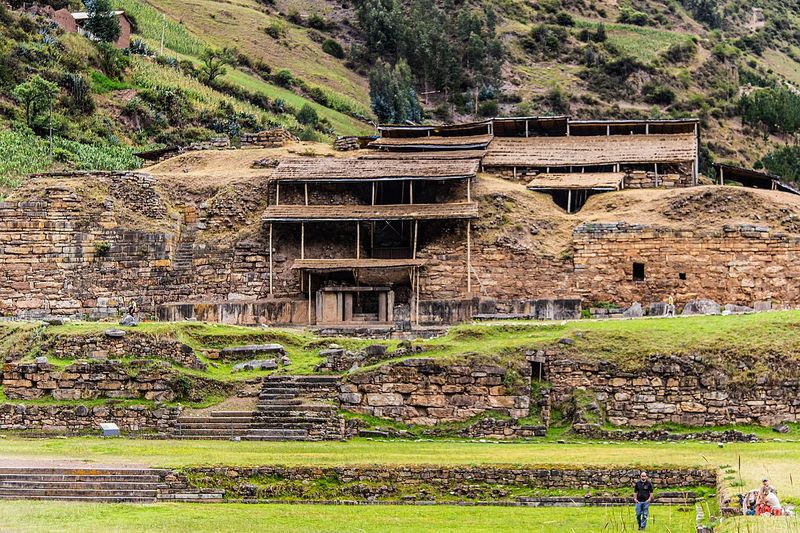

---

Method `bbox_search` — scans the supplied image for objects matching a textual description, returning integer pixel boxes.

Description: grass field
[0,500,698,533]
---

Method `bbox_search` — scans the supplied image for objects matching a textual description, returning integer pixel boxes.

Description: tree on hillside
[84,0,122,44]
[13,75,59,127]
[356,0,403,59]
[199,47,237,85]
[369,59,422,124]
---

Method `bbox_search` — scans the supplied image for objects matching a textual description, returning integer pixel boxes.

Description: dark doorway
[633,263,645,281]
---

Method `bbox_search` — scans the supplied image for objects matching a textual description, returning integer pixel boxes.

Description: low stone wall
[420,418,546,439]
[0,402,180,432]
[340,357,529,425]
[186,465,716,491]
[240,129,298,149]
[572,425,758,443]
[43,334,205,370]
[543,353,800,427]
[157,299,309,325]
[2,360,181,402]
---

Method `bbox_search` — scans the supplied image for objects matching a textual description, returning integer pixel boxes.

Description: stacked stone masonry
[544,354,800,427]
[0,402,179,432]
[43,334,206,370]
[339,357,529,425]
[2,360,181,402]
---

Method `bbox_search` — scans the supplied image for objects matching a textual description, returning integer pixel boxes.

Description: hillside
[2,0,800,188]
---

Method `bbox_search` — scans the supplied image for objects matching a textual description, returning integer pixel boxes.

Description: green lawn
[0,501,697,533]
[719,516,800,532]
[1,437,799,501]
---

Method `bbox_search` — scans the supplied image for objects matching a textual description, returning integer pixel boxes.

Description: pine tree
[84,0,122,44]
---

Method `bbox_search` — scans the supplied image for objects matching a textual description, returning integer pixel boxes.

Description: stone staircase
[172,224,197,271]
[0,467,222,503]
[173,375,344,441]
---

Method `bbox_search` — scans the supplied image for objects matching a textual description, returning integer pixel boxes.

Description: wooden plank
[263,202,479,222]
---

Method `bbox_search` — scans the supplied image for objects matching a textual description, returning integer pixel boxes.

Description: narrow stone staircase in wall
[0,467,222,503]
[173,375,343,441]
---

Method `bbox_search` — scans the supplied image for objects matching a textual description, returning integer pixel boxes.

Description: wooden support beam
[276,181,280,206]
[301,223,305,260]
[304,183,308,206]
[269,223,273,295]
[409,180,413,205]
[413,220,418,259]
[606,125,610,136]
[466,220,471,295]
[356,222,360,259]
[467,177,471,202]
[525,120,529,138]
[308,272,312,325]
[372,181,376,205]
[567,190,572,214]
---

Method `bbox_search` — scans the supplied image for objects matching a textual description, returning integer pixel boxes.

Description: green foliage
[199,47,238,85]
[523,24,568,60]
[85,0,122,43]
[642,81,676,105]
[739,88,800,135]
[0,129,141,188]
[90,71,134,93]
[368,59,422,124]
[762,142,800,184]
[321,39,345,59]
[13,75,59,127]
[661,40,696,64]
[113,0,205,55]
[477,100,498,117]
[617,7,650,27]
[95,42,130,79]
[274,69,293,87]
[64,73,95,115]
[93,241,111,255]
[296,103,319,127]
[262,21,286,39]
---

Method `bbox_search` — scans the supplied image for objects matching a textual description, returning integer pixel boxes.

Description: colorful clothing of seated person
[756,487,783,516]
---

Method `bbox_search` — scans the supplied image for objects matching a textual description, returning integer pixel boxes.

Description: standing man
[634,471,654,531]
[666,295,676,317]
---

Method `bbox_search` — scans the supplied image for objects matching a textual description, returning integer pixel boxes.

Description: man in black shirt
[634,471,654,530]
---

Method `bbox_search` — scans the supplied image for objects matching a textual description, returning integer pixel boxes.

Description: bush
[322,38,345,59]
[275,69,293,87]
[93,241,111,255]
[661,40,696,64]
[477,99,498,117]
[617,7,650,26]
[554,11,574,26]
[642,82,676,105]
[296,103,319,126]
[262,21,286,39]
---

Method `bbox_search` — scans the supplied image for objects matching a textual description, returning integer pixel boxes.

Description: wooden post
[276,181,280,205]
[720,167,724,185]
[413,220,418,259]
[269,224,273,295]
[304,183,308,206]
[606,125,610,136]
[308,272,312,325]
[513,166,517,179]
[356,222,360,259]
[409,180,413,205]
[301,223,305,260]
[525,120,529,138]
[566,122,570,136]
[567,190,572,214]
[415,266,420,327]
[466,220,471,295]
[467,178,471,202]
[372,181,376,205]
[646,123,650,134]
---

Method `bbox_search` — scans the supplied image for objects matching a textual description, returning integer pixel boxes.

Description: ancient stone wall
[43,334,205,370]
[186,465,716,490]
[571,223,800,306]
[240,129,298,149]
[0,402,179,432]
[543,354,800,427]
[339,357,529,425]
[2,360,181,402]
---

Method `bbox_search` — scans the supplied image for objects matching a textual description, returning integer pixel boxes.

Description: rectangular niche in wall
[679,272,686,280]
[633,262,645,281]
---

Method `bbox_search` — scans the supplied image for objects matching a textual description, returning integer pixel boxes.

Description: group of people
[740,478,786,517]
[635,473,788,531]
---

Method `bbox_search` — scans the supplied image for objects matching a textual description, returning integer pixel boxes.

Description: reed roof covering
[527,173,625,190]
[262,202,478,222]
[368,135,493,150]
[271,158,479,181]
[358,150,485,160]
[484,134,697,167]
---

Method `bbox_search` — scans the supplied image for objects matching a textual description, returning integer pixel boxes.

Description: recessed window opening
[633,263,645,281]
[679,272,686,280]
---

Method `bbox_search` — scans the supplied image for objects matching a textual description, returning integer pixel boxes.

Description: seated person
[756,486,783,516]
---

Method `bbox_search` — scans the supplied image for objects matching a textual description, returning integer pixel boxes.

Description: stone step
[0,474,161,484]
[251,417,331,424]
[0,468,162,477]
[0,481,160,490]
[0,488,158,498]
[247,428,308,437]
[178,416,254,423]
[256,398,303,406]
[258,394,300,401]
[172,428,251,436]
[210,411,255,417]
[259,388,301,395]
[175,422,252,430]
[0,495,157,503]
[262,376,340,384]
[255,405,334,413]
[249,422,316,430]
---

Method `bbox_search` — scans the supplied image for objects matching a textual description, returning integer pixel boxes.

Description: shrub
[275,69,293,87]
[322,38,345,59]
[617,7,650,26]
[262,21,286,39]
[642,82,676,105]
[554,11,574,26]
[93,241,111,255]
[477,99,498,117]
[296,103,319,126]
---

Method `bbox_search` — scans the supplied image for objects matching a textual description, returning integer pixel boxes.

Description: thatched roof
[358,150,485,160]
[292,258,426,271]
[378,121,491,138]
[368,135,493,150]
[271,158,479,181]
[262,202,478,222]
[714,163,800,195]
[527,173,624,190]
[483,134,697,167]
